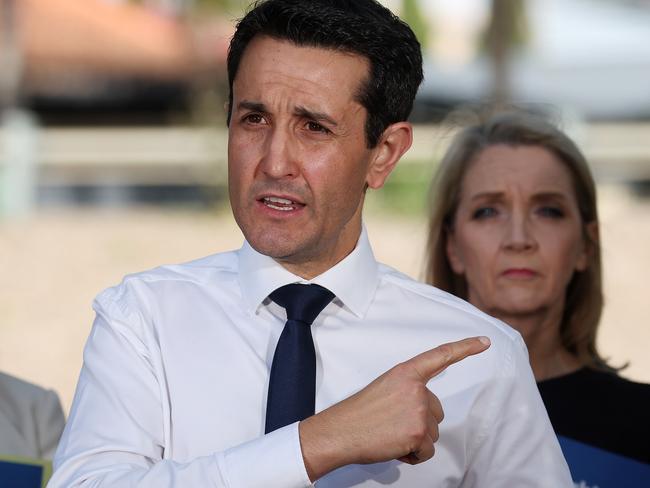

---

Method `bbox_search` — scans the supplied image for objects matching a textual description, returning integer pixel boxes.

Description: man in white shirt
[49,0,573,486]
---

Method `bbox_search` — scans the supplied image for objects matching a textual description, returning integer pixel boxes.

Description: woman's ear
[366,122,413,189]
[445,231,466,275]
[576,221,599,272]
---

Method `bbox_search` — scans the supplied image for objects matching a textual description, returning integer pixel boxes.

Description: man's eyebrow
[237,100,267,112]
[294,106,338,126]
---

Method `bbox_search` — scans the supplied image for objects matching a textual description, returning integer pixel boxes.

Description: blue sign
[0,459,44,488]
[558,435,650,487]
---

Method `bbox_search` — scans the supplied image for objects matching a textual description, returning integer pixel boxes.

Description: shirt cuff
[223,422,312,488]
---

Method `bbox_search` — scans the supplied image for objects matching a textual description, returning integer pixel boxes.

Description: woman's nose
[503,213,536,251]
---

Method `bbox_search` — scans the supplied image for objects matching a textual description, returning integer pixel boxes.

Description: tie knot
[269,284,335,325]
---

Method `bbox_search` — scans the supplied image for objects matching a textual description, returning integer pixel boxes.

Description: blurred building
[0,0,230,124]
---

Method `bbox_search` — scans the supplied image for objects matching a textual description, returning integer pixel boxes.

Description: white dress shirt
[49,228,572,487]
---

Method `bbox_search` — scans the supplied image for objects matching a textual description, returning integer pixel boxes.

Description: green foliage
[194,0,235,8]
[193,0,247,13]
[366,159,438,216]
[401,0,429,49]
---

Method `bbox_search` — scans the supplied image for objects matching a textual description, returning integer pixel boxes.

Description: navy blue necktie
[265,283,335,434]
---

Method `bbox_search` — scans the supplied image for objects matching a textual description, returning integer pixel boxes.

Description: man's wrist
[299,412,351,482]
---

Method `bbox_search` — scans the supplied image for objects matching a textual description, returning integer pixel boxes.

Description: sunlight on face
[446,144,589,321]
[228,36,377,278]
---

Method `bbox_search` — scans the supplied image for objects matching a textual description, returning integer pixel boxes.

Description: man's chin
[246,232,308,261]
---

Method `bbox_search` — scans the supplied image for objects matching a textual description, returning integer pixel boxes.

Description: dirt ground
[1,183,648,413]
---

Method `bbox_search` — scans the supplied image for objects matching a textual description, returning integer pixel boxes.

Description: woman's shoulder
[539,367,650,399]
[538,367,650,463]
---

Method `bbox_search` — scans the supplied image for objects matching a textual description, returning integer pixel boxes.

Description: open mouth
[260,196,304,211]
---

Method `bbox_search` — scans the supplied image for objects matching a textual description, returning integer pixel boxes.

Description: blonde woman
[425,112,649,484]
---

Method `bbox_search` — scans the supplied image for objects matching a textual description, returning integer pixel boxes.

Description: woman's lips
[501,268,537,279]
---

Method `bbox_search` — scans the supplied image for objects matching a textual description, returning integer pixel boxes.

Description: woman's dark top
[538,367,650,467]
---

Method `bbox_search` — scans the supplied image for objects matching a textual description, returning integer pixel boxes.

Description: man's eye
[472,207,497,220]
[243,113,264,124]
[306,121,330,134]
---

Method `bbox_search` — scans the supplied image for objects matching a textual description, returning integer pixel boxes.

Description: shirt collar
[237,226,379,318]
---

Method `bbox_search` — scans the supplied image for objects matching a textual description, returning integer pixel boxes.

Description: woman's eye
[472,207,497,219]
[538,206,565,218]
[306,121,330,134]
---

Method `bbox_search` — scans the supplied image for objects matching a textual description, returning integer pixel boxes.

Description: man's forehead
[232,37,369,113]
[235,35,369,84]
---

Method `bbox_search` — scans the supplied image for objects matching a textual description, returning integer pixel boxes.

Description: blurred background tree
[401,0,429,50]
[483,0,529,105]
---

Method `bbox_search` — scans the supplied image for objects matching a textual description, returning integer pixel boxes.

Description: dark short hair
[227,0,423,148]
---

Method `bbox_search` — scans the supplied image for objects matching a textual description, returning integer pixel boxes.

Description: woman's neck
[494,308,582,381]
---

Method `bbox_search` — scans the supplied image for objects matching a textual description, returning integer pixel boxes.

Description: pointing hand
[299,336,491,481]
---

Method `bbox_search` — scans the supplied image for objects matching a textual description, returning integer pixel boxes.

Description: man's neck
[274,245,357,280]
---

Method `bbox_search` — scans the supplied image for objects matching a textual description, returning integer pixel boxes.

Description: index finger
[409,336,491,382]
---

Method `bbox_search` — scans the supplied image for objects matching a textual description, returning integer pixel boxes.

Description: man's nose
[503,212,536,252]
[259,126,299,179]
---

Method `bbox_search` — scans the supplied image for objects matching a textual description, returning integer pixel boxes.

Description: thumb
[408,336,491,382]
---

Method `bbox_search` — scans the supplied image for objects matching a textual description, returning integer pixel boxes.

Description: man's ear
[366,122,413,189]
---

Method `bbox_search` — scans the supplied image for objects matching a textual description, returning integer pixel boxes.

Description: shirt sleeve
[47,285,312,488]
[463,335,574,488]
